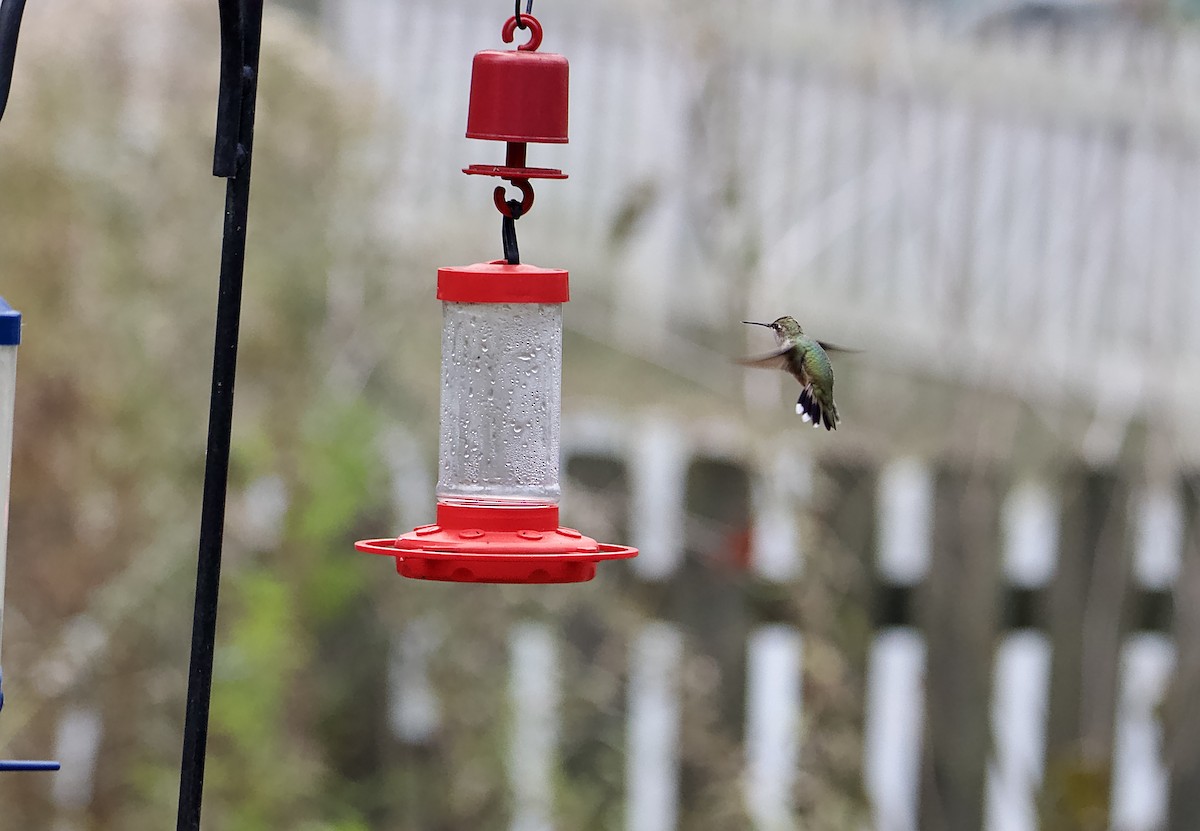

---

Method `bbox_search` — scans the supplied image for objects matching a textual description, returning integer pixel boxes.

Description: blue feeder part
[0,669,59,772]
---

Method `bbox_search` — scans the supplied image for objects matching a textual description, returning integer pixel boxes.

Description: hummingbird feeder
[0,300,60,772]
[355,12,637,583]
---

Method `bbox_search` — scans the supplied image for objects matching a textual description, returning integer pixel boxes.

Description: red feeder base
[356,502,637,584]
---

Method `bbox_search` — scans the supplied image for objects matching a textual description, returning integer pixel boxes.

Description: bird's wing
[735,345,793,370]
[815,339,862,354]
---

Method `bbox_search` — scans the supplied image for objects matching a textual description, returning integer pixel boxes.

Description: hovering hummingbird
[739,316,854,430]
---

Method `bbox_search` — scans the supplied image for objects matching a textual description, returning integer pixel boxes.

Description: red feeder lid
[356,502,637,584]
[437,260,569,304]
[466,16,568,144]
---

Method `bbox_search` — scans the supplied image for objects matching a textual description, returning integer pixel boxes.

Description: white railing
[366,414,1185,831]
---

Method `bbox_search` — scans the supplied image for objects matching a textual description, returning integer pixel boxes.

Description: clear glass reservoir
[437,301,562,505]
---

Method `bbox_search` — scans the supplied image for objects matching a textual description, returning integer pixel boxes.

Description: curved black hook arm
[0,0,29,124]
[212,0,245,176]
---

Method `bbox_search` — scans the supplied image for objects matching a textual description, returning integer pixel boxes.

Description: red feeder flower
[356,14,637,584]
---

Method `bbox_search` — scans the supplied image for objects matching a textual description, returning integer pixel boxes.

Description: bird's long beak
[742,320,771,328]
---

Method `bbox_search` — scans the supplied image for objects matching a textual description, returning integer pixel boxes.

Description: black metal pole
[176,1,264,829]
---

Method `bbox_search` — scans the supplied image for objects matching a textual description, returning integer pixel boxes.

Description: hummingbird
[739,316,854,430]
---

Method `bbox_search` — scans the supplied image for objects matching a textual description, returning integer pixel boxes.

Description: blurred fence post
[1166,476,1200,831]
[865,459,932,831]
[629,419,688,582]
[1107,484,1184,829]
[811,460,878,825]
[743,447,808,830]
[51,705,103,829]
[919,467,1003,831]
[672,454,753,826]
[744,625,802,831]
[1043,467,1133,826]
[509,624,560,831]
[1111,633,1174,831]
[985,481,1058,831]
[626,624,683,831]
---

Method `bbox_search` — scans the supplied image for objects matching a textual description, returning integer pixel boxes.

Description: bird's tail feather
[796,386,838,431]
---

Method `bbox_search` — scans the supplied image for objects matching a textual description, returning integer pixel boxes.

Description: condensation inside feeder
[437,302,561,504]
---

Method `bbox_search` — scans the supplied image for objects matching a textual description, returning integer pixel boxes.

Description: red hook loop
[502,15,542,51]
[494,179,535,217]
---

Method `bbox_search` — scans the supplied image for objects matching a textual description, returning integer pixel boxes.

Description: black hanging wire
[177,0,264,828]
[506,0,533,256]
[514,0,533,28]
[502,199,523,264]
[0,0,28,124]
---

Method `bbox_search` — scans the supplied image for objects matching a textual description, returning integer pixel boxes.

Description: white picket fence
[374,414,1183,831]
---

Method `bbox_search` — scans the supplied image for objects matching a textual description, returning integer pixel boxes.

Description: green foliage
[1039,753,1113,831]
[208,572,316,830]
[294,402,385,546]
[0,0,402,826]
[289,400,386,621]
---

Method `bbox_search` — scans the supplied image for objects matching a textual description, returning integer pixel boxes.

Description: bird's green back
[798,335,835,387]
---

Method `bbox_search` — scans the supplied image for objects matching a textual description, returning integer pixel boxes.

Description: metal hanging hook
[502,13,542,51]
[493,179,535,218]
[214,0,264,176]
[0,0,29,125]
[495,179,533,265]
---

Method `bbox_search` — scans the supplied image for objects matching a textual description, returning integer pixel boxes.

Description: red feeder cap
[466,37,568,144]
[437,260,569,304]
[356,503,637,584]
